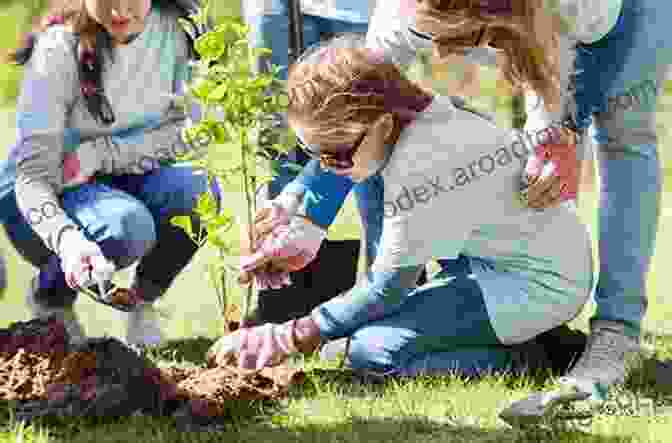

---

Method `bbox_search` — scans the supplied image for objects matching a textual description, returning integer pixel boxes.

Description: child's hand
[238,199,326,290]
[58,229,115,291]
[207,317,321,370]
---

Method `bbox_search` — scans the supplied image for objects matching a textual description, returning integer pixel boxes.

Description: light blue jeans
[0,165,219,308]
[325,175,585,377]
[573,0,672,337]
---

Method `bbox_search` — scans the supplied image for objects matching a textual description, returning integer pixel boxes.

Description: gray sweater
[12,4,195,253]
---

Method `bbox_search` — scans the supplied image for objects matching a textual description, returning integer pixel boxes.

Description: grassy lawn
[2,4,672,440]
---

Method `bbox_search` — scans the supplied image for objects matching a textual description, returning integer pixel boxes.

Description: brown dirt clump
[163,365,306,418]
[0,317,305,423]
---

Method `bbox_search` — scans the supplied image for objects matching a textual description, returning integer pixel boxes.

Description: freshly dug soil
[0,318,304,423]
[163,365,305,419]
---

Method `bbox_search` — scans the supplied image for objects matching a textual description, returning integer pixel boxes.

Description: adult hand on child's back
[519,128,580,209]
[237,198,327,290]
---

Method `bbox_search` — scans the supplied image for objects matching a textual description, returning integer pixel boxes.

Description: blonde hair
[415,0,564,112]
[287,35,434,153]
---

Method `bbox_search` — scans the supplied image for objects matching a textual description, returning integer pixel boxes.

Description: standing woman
[237,0,671,424]
[402,0,668,424]
[0,0,217,347]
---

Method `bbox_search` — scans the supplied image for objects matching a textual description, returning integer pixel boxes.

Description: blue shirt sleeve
[282,159,355,229]
[311,265,423,339]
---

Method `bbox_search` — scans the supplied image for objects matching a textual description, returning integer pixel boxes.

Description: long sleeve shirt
[311,96,593,344]
[10,4,196,253]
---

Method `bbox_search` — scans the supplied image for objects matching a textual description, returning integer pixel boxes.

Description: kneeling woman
[209,36,593,377]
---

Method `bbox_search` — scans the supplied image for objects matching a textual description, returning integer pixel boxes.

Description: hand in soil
[208,318,321,371]
[207,325,292,370]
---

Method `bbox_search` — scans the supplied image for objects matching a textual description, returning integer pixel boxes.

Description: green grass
[2,8,672,439]
[3,92,672,441]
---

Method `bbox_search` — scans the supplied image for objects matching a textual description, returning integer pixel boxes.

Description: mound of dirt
[0,318,304,423]
[163,365,305,419]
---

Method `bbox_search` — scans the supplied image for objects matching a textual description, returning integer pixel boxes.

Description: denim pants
[0,165,219,308]
[245,9,369,198]
[570,0,672,337]
[341,175,588,377]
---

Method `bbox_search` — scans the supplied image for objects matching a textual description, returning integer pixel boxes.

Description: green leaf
[194,33,227,61]
[170,215,193,237]
[208,83,228,101]
[194,191,218,222]
[190,78,218,101]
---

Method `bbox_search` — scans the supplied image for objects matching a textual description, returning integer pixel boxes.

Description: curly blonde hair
[287,35,435,154]
[415,0,564,112]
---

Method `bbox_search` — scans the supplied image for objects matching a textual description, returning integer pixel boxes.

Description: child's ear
[372,113,397,143]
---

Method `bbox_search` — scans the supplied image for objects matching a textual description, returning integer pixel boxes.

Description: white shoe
[125,302,164,347]
[500,320,642,427]
[26,276,86,345]
[559,320,642,391]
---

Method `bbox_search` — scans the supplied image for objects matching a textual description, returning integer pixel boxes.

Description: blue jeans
[330,176,586,376]
[573,0,672,337]
[343,255,533,377]
[0,165,219,308]
[245,9,369,198]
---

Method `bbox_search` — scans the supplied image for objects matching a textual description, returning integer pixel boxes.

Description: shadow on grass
[26,412,642,443]
[237,416,638,443]
[295,367,563,400]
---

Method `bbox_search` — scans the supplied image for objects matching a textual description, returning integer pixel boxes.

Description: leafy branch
[172,1,296,330]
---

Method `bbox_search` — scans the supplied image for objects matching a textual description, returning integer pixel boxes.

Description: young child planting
[208,36,594,383]
[0,0,216,347]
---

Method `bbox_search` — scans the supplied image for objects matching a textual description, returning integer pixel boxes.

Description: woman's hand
[519,128,580,209]
[207,317,322,370]
[238,201,327,290]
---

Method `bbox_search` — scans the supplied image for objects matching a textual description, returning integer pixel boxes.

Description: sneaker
[500,320,642,427]
[125,301,165,347]
[26,276,86,345]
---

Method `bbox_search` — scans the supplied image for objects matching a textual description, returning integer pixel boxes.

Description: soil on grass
[0,317,305,422]
[163,365,305,418]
